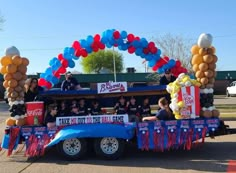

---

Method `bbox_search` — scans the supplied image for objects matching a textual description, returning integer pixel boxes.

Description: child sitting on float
[71,104,80,116]
[126,96,140,122]
[78,98,88,116]
[142,97,175,121]
[45,104,58,128]
[57,100,70,117]
[90,99,102,115]
[114,96,127,115]
[139,97,151,119]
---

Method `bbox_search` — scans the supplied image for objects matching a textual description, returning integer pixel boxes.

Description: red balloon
[134,36,140,40]
[127,34,135,42]
[150,47,158,54]
[128,46,136,54]
[61,59,68,68]
[58,54,64,61]
[38,78,47,86]
[163,56,169,62]
[58,66,66,74]
[175,60,181,67]
[114,43,119,47]
[72,41,81,49]
[143,48,149,54]
[113,31,120,39]
[99,43,106,50]
[91,42,99,50]
[53,71,61,78]
[152,65,158,71]
[45,81,52,89]
[81,49,88,57]
[75,49,81,57]
[148,42,155,49]
[94,34,101,42]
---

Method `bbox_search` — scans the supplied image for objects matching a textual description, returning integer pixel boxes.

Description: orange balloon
[191,45,200,55]
[212,109,220,117]
[4,73,13,80]
[196,71,204,78]
[8,79,18,88]
[191,54,203,65]
[199,63,208,71]
[199,48,208,56]
[5,118,16,126]
[203,55,213,63]
[6,87,14,93]
[200,77,209,85]
[212,55,218,63]
[6,64,17,73]
[192,64,199,72]
[206,48,214,55]
[17,64,27,74]
[13,72,23,81]
[0,56,12,66]
[204,70,214,78]
[12,55,22,66]
[3,80,9,88]
[208,78,215,84]
[208,63,216,70]
[21,57,29,66]
[211,46,216,54]
[11,91,18,98]
[203,110,212,118]
[0,66,7,74]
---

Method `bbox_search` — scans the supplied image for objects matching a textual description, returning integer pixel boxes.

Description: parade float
[0,29,225,160]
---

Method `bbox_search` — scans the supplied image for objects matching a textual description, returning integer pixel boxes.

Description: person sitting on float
[57,100,70,117]
[45,104,58,128]
[159,69,176,85]
[90,99,102,115]
[142,97,175,121]
[139,97,151,119]
[61,71,81,91]
[77,98,88,116]
[70,104,80,116]
[24,78,44,102]
[127,96,140,122]
[114,96,127,115]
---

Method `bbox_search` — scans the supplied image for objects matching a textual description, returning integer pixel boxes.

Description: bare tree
[154,33,194,71]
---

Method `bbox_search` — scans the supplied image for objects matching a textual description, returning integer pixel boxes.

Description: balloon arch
[38,29,187,89]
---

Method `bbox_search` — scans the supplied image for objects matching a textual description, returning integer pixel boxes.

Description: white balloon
[209,88,214,93]
[202,107,207,111]
[203,88,209,94]
[5,46,20,56]
[197,33,213,48]
[185,81,192,87]
[208,106,214,111]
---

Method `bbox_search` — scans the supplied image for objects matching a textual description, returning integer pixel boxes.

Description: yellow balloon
[191,45,200,55]
[175,114,182,120]
[182,76,190,83]
[0,56,12,66]
[177,101,185,108]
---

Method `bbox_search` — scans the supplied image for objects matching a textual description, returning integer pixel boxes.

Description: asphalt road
[0,99,235,173]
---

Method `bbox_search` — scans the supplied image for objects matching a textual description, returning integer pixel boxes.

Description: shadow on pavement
[33,141,236,172]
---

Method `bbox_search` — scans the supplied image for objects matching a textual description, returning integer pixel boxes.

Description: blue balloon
[135,48,142,56]
[168,59,176,68]
[51,76,59,85]
[68,47,75,54]
[63,47,70,53]
[121,44,128,51]
[145,55,153,61]
[157,49,161,56]
[49,57,57,66]
[106,42,112,48]
[68,60,75,68]
[85,47,93,54]
[132,40,141,48]
[101,37,108,44]
[63,52,72,60]
[148,59,156,67]
[45,75,53,82]
[120,30,127,39]
[40,73,46,79]
[87,35,94,44]
[140,38,148,47]
[80,39,88,48]
[45,67,53,75]
[158,68,165,74]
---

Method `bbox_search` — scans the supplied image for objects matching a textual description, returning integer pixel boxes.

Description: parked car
[226,81,236,97]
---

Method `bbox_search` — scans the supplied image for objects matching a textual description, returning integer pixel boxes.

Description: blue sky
[0,0,236,74]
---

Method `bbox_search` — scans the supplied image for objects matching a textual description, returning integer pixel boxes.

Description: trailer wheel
[57,138,87,160]
[94,137,125,160]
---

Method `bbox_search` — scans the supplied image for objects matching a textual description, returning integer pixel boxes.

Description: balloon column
[38,29,188,89]
[166,73,201,119]
[191,33,220,118]
[0,46,29,126]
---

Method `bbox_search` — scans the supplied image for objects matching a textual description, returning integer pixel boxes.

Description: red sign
[25,102,44,125]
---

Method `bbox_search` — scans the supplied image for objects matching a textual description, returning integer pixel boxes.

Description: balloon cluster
[191,33,219,118]
[166,73,201,119]
[38,29,188,89]
[0,46,29,126]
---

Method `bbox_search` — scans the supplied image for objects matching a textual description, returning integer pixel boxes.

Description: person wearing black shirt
[24,78,43,102]
[58,101,70,117]
[71,104,80,116]
[90,100,102,115]
[77,98,88,116]
[61,71,81,91]
[45,104,58,128]
[159,69,176,85]
[127,96,139,122]
[139,97,151,118]
[114,96,127,115]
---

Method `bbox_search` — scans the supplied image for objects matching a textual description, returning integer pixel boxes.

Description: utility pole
[113,47,117,82]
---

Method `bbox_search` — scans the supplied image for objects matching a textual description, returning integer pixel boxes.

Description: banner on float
[97,81,127,94]
[56,114,129,126]
[178,86,200,119]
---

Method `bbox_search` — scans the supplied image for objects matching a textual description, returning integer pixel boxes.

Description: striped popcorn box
[178,86,200,119]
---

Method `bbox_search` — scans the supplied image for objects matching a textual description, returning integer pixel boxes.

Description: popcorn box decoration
[178,86,200,119]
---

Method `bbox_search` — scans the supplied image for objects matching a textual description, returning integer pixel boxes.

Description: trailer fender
[46,123,136,148]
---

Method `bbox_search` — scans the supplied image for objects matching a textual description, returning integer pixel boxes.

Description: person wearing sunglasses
[159,69,176,85]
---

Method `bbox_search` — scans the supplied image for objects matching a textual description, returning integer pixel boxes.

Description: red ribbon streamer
[8,127,20,156]
[141,131,149,151]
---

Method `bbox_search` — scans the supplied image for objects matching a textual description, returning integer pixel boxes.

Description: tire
[94,137,125,160]
[57,138,87,160]
[226,90,230,97]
